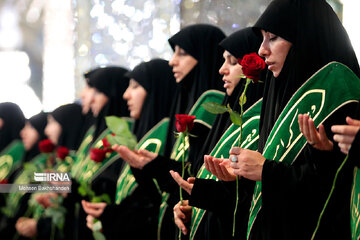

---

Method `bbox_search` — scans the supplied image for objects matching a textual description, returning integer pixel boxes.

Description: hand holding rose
[173,200,192,235]
[229,147,265,181]
[15,217,37,238]
[170,170,195,195]
[81,200,107,218]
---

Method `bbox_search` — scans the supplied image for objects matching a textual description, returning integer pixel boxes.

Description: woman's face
[123,79,147,119]
[80,85,95,114]
[258,30,292,78]
[90,88,109,117]
[20,122,40,151]
[169,45,198,83]
[44,115,61,145]
[219,50,243,96]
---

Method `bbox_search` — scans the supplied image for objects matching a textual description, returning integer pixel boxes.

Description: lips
[265,60,274,66]
[223,79,231,88]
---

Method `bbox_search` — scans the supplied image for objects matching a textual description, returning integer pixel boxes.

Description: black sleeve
[348,130,360,168]
[189,178,254,213]
[259,102,357,239]
[140,155,182,193]
[99,189,159,240]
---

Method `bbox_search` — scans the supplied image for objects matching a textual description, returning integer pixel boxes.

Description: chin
[226,89,232,96]
[131,112,140,120]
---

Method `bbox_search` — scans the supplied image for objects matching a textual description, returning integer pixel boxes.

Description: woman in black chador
[114,24,226,239]
[72,66,130,239]
[172,27,265,240]
[21,112,48,162]
[87,66,130,142]
[82,58,177,240]
[228,0,360,239]
[0,102,25,152]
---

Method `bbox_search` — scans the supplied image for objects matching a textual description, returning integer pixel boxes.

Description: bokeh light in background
[73,0,180,97]
[0,0,359,118]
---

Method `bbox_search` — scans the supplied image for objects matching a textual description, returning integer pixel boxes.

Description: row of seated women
[1,0,360,239]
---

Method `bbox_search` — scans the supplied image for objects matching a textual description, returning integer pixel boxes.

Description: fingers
[170,170,193,195]
[302,115,312,142]
[138,149,158,159]
[333,133,355,144]
[81,200,105,218]
[331,125,360,136]
[15,218,37,237]
[338,143,351,154]
[298,114,304,133]
[218,163,236,181]
[229,147,241,155]
[87,202,107,209]
[173,201,190,235]
[308,118,320,143]
[205,156,218,175]
[86,215,94,230]
[81,200,90,212]
[187,177,196,184]
[114,145,143,169]
[346,117,360,127]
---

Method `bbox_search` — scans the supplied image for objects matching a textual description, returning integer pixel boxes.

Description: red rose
[102,135,115,153]
[38,139,56,153]
[0,179,8,184]
[175,114,196,132]
[102,137,111,149]
[90,148,107,163]
[56,146,69,160]
[239,53,266,82]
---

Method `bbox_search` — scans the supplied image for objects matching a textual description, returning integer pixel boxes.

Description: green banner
[189,99,262,240]
[351,167,360,240]
[0,140,25,181]
[71,125,95,178]
[247,62,360,239]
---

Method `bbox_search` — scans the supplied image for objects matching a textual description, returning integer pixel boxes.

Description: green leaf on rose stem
[99,193,112,204]
[105,116,131,135]
[79,181,95,199]
[202,102,228,114]
[239,93,247,106]
[107,134,137,150]
[78,185,87,197]
[229,110,242,126]
[91,196,103,203]
[92,219,103,232]
[93,230,106,240]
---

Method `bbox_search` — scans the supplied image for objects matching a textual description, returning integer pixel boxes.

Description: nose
[123,88,130,100]
[20,128,25,138]
[219,61,228,75]
[44,125,50,138]
[258,41,270,58]
[169,54,178,67]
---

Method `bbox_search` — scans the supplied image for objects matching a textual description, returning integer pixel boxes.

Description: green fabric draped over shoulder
[1,153,47,217]
[72,118,133,183]
[115,118,170,204]
[351,167,360,240]
[247,62,360,239]
[189,99,262,240]
[0,140,25,181]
